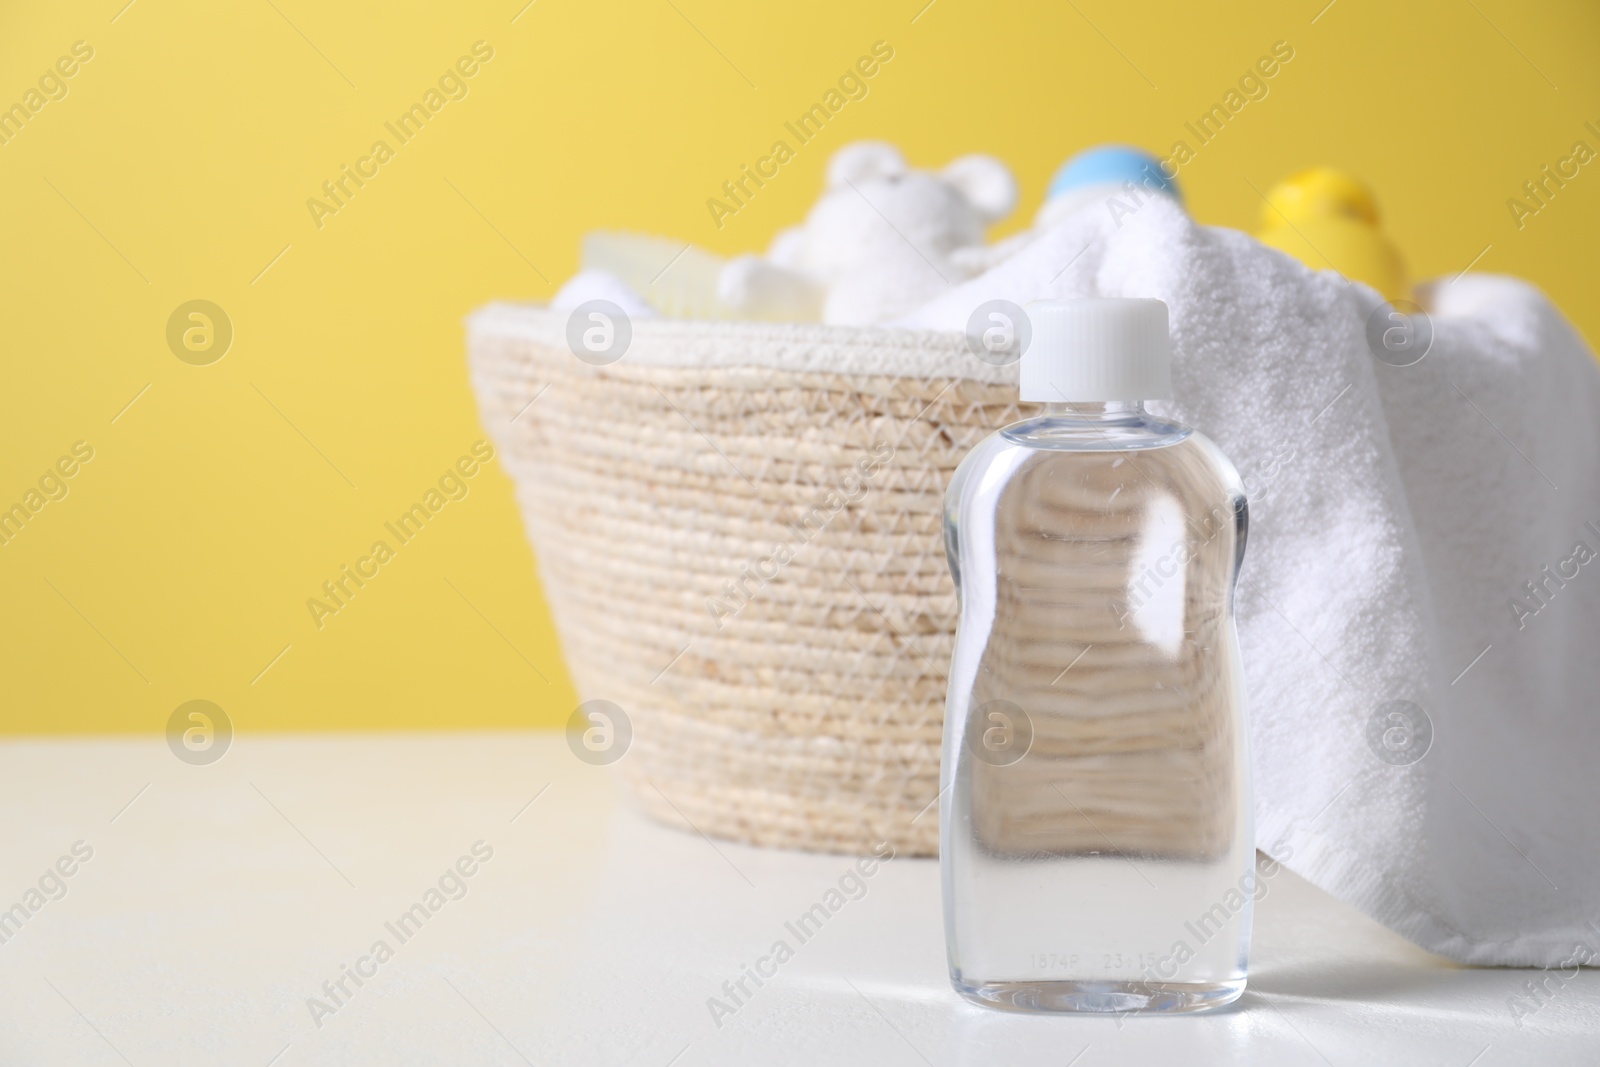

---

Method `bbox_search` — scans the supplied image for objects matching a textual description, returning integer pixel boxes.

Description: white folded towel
[898,197,1600,966]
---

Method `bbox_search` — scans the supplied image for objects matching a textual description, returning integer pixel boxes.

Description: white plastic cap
[1020,298,1172,402]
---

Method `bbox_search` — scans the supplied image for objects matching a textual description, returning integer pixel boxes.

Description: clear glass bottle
[941,298,1252,1014]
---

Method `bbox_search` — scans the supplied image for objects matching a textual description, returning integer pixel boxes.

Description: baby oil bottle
[941,298,1253,1013]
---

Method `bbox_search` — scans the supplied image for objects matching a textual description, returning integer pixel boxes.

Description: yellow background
[2,0,1596,734]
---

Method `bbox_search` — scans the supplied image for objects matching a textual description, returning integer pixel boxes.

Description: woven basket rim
[467,301,1021,385]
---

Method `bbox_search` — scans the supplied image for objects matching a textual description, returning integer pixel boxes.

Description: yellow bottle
[1255,168,1410,302]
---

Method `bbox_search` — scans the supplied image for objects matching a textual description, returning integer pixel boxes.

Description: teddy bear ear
[942,154,1018,224]
[827,141,907,189]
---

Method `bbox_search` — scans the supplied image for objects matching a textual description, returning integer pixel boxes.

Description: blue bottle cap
[1046,146,1181,203]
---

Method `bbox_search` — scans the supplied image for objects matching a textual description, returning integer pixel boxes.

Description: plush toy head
[788,142,1017,279]
[718,141,1018,325]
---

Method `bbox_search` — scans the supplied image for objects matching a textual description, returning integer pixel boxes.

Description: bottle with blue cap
[941,298,1255,1014]
[1037,146,1183,228]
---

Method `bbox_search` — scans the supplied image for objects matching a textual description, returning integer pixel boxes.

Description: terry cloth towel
[898,196,1600,967]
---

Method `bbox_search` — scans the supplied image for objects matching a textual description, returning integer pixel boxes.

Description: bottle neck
[1004,398,1188,450]
[1038,401,1148,421]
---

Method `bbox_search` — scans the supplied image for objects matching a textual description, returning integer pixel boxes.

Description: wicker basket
[468,305,1024,856]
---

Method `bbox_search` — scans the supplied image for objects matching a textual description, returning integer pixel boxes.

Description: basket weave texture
[470,311,1026,856]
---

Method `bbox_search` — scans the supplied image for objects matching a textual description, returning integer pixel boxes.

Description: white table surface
[0,733,1593,1066]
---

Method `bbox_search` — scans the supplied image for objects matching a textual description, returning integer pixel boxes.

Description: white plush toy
[716,142,1017,325]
